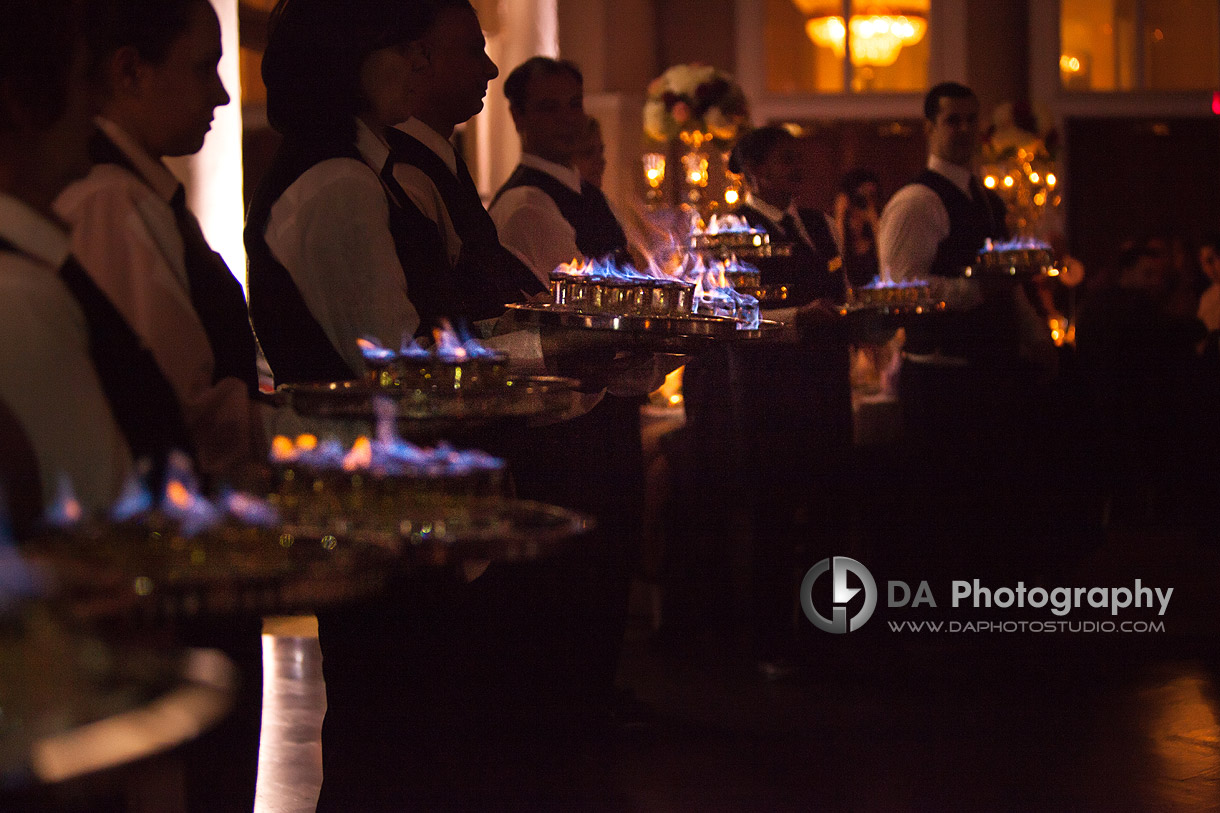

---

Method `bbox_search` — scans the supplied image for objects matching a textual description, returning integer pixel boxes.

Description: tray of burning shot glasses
[507,256,766,353]
[278,322,583,430]
[264,427,594,567]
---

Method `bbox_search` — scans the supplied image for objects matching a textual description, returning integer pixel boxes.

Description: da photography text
[801,557,1175,635]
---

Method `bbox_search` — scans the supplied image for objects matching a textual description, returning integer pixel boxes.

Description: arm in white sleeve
[877,184,980,309]
[265,158,421,374]
[55,165,256,476]
[490,186,582,286]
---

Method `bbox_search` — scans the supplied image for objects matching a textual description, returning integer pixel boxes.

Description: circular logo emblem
[801,556,877,634]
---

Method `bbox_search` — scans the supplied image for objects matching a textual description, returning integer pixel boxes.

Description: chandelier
[792,1,928,67]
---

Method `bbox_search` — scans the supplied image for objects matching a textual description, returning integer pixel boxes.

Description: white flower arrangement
[643,63,749,144]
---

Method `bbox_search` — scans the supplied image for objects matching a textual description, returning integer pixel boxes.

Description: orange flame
[270,435,296,463]
[166,480,192,509]
[343,437,373,471]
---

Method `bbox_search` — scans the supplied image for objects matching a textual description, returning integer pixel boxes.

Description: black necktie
[968,177,1004,238]
[168,186,259,395]
[780,212,802,243]
[57,254,194,472]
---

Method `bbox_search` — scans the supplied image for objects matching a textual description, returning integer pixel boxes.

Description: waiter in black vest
[487,54,647,717]
[490,56,630,282]
[878,82,1054,581]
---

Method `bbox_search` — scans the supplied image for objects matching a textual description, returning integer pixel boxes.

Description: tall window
[1060,0,1220,91]
[766,0,930,93]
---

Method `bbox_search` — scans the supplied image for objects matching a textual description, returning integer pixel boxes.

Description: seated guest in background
[1196,231,1220,351]
[56,0,262,480]
[1075,239,1208,524]
[834,167,882,290]
[0,0,190,519]
[490,57,628,283]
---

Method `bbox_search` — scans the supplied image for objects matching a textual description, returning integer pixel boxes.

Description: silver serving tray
[279,375,582,425]
[838,301,947,317]
[282,497,594,568]
[506,301,738,335]
[727,318,787,341]
[961,262,1057,280]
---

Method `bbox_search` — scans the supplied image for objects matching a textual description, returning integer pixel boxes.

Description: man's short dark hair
[728,124,796,176]
[503,56,582,112]
[0,0,83,131]
[923,81,975,121]
[84,0,208,71]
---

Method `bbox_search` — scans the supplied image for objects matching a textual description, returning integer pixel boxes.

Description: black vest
[902,169,1022,362]
[0,237,194,473]
[734,204,845,307]
[491,164,629,264]
[245,138,452,384]
[89,131,260,396]
[381,127,546,310]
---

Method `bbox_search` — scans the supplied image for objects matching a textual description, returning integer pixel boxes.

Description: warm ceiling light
[794,1,928,67]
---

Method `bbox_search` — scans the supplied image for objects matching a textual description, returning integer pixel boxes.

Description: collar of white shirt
[928,155,976,198]
[95,117,180,202]
[353,117,391,172]
[0,192,71,268]
[519,153,582,194]
[394,118,458,177]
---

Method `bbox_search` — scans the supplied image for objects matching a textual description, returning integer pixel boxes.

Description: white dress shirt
[0,193,132,512]
[54,118,258,477]
[489,154,584,285]
[876,155,982,310]
[263,118,422,375]
[877,155,1052,369]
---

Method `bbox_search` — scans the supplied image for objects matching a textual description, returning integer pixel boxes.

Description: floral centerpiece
[643,64,750,144]
[979,100,1061,239]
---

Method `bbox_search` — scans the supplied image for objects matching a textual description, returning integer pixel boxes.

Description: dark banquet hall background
[3,0,1220,810]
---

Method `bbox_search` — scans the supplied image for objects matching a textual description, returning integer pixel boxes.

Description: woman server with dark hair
[50,0,264,808]
[245,0,451,385]
[55,0,261,482]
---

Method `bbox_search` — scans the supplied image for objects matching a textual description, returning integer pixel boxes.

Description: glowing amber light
[343,437,373,471]
[270,435,295,462]
[295,434,318,451]
[1029,172,1040,184]
[1046,173,1057,187]
[166,480,191,509]
[725,189,740,205]
[643,153,666,189]
[983,176,997,189]
[1059,55,1082,73]
[803,10,928,67]
[1003,176,1015,188]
